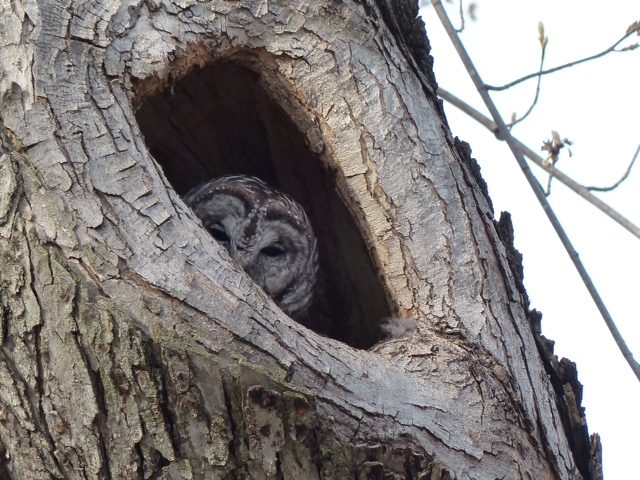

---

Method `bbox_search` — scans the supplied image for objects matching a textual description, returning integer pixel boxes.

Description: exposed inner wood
[135,61,392,348]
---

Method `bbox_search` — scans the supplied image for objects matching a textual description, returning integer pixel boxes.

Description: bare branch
[438,88,640,240]
[545,166,554,196]
[541,131,573,194]
[454,0,465,33]
[485,25,638,92]
[432,0,640,384]
[509,23,548,128]
[586,144,640,192]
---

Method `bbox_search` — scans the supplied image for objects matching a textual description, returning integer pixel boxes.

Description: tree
[0,1,599,479]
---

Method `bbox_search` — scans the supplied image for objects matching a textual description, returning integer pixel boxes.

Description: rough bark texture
[0,1,597,479]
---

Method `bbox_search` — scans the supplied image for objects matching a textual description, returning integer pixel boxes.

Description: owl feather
[184,175,318,319]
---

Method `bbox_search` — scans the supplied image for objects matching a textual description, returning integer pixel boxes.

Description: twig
[509,24,547,128]
[485,29,637,92]
[545,165,554,196]
[433,0,640,383]
[586,144,640,192]
[438,87,640,240]
[541,132,572,196]
[454,0,465,33]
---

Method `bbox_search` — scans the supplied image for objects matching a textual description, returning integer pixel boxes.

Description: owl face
[184,176,318,319]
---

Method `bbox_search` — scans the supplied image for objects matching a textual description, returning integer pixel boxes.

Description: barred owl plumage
[184,175,318,319]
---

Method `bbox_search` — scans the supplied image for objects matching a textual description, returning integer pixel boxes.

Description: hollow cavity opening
[135,59,391,348]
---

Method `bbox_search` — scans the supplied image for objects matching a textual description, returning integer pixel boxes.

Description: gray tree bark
[0,1,599,479]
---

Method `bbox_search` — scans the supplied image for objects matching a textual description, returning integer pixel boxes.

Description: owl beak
[237,256,250,269]
[233,246,253,269]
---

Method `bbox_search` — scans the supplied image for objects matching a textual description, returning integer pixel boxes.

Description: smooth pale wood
[0,1,583,479]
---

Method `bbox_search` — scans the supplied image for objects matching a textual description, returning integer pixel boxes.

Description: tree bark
[0,1,598,479]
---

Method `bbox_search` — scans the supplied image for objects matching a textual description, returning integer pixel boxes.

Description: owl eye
[208,223,230,242]
[261,244,287,258]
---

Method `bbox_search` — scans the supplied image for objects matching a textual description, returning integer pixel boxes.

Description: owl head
[184,175,318,319]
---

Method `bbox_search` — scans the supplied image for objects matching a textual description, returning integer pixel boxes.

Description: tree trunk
[0,1,599,479]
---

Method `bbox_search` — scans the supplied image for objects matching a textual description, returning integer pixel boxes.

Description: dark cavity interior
[135,60,391,349]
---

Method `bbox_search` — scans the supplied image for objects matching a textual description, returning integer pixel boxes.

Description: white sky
[420,1,639,478]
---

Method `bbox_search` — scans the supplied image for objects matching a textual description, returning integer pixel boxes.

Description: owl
[184,175,318,319]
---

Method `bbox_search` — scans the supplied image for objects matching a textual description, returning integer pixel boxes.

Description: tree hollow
[135,59,392,348]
